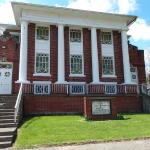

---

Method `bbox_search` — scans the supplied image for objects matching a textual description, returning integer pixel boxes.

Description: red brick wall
[23,95,142,115]
[50,25,58,82]
[64,26,70,82]
[23,95,84,115]
[0,37,19,94]
[113,31,124,83]
[83,28,92,83]
[129,44,146,84]
[114,96,142,112]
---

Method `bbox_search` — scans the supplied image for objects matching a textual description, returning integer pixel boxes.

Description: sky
[0,0,150,73]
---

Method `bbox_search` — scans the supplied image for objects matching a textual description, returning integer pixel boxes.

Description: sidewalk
[24,139,150,150]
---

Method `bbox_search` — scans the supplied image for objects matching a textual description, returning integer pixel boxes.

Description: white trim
[35,24,50,41]
[69,74,86,77]
[102,55,116,77]
[33,81,51,84]
[33,81,51,95]
[33,73,51,77]
[12,2,137,28]
[69,27,84,76]
[100,82,117,84]
[102,75,117,78]
[69,54,84,76]
[69,82,86,84]
[34,52,50,76]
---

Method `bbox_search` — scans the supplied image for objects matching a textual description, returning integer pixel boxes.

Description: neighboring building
[0,2,146,116]
[145,50,150,85]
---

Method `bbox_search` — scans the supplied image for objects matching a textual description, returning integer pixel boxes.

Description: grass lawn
[15,114,150,148]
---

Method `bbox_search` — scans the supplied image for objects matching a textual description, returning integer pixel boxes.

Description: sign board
[92,100,111,115]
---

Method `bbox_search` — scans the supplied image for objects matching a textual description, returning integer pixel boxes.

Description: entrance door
[0,63,13,95]
[130,67,138,84]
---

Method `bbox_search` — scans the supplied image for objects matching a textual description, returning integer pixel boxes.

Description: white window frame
[70,29,82,43]
[69,82,85,95]
[105,83,117,95]
[34,24,50,77]
[33,81,51,95]
[102,56,116,77]
[36,26,49,41]
[34,53,50,77]
[69,27,85,77]
[70,54,84,77]
[101,31,112,45]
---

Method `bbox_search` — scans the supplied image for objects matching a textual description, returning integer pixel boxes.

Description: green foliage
[15,114,150,148]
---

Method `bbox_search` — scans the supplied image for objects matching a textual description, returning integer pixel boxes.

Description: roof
[11,2,137,27]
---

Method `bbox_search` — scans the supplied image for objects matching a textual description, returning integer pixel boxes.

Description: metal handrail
[14,83,23,123]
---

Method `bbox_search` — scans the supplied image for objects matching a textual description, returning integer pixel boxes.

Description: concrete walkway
[24,139,150,150]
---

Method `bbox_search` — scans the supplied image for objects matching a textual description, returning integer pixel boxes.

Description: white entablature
[12,2,136,31]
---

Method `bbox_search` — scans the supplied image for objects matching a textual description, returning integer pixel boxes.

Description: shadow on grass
[18,113,149,127]
[18,116,42,128]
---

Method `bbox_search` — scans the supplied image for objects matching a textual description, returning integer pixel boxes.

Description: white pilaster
[91,27,100,83]
[17,20,29,83]
[121,30,132,84]
[57,24,65,83]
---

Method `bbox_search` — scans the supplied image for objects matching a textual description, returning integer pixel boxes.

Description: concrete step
[0,119,15,124]
[0,109,14,112]
[0,115,14,120]
[0,135,13,142]
[0,112,14,116]
[0,128,16,136]
[0,141,12,148]
[0,103,16,108]
[0,123,16,128]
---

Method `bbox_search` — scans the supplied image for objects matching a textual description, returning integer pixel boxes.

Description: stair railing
[14,83,23,123]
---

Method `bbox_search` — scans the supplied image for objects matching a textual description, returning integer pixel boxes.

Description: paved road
[23,139,150,150]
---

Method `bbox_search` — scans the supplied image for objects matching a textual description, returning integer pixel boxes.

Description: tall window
[70,29,81,42]
[36,26,49,40]
[101,32,112,44]
[102,56,114,75]
[36,53,49,74]
[71,55,83,74]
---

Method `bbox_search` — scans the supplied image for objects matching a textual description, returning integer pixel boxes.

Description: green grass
[15,114,150,148]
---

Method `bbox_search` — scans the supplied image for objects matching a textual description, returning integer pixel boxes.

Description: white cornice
[11,2,137,30]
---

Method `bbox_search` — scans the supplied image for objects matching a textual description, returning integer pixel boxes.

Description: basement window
[70,84,85,95]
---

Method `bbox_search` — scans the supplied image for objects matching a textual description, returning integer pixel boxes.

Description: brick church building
[0,2,146,118]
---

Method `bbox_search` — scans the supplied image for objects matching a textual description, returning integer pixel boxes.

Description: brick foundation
[23,95,142,115]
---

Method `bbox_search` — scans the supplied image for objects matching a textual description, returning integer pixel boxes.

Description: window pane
[70,29,81,42]
[101,32,112,44]
[102,56,114,75]
[36,53,49,73]
[37,26,49,40]
[71,55,82,74]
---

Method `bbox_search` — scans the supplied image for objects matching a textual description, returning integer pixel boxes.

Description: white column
[121,30,132,84]
[57,24,65,83]
[91,27,100,83]
[17,21,29,83]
